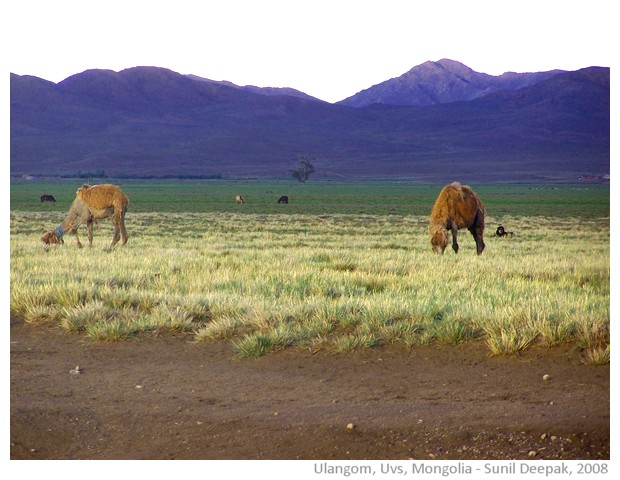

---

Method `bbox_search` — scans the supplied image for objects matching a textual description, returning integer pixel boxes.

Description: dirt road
[10,318,609,460]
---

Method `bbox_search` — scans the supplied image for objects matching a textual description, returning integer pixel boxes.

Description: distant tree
[291,156,315,184]
[62,169,108,179]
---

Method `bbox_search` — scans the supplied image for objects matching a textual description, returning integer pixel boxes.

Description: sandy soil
[10,317,609,460]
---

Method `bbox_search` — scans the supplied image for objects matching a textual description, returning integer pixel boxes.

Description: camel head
[41,230,64,245]
[429,224,449,254]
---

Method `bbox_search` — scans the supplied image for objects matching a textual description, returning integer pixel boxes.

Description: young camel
[41,184,129,248]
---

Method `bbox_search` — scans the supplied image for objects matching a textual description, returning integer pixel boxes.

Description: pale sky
[4,0,615,103]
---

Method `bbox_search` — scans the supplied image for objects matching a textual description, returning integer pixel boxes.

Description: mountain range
[10,59,610,182]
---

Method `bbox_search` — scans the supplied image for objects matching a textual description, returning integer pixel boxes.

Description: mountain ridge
[338,58,565,107]
[10,62,609,182]
[185,74,324,103]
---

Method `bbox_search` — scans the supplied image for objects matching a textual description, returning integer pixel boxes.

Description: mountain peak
[338,59,562,107]
[429,58,471,70]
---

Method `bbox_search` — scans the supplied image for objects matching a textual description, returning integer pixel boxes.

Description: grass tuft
[580,345,610,365]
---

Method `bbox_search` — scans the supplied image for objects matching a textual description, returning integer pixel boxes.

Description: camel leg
[469,227,484,255]
[71,231,83,249]
[476,233,486,255]
[68,220,86,249]
[110,223,121,248]
[120,223,128,245]
[470,211,485,255]
[87,221,94,247]
[450,225,459,253]
[108,207,123,248]
[119,208,128,245]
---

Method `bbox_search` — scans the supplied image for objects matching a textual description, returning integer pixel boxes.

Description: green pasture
[10,178,609,217]
[10,180,610,361]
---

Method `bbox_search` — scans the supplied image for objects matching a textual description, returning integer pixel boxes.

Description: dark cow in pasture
[40,194,56,203]
[495,225,515,237]
[277,195,289,204]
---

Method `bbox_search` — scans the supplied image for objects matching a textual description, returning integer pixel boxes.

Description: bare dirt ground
[10,317,609,460]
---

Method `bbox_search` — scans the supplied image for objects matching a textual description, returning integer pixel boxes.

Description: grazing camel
[429,182,486,255]
[41,197,110,248]
[41,184,129,248]
[236,195,244,205]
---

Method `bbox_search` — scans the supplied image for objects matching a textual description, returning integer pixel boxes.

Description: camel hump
[448,183,484,210]
[76,184,129,210]
[76,184,92,195]
[443,182,466,203]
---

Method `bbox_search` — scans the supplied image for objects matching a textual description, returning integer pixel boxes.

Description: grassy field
[10,180,610,361]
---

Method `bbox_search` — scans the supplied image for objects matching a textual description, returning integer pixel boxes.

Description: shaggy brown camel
[429,182,486,255]
[41,184,129,248]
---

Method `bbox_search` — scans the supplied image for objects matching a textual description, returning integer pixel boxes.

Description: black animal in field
[40,194,56,203]
[277,195,289,204]
[495,225,515,237]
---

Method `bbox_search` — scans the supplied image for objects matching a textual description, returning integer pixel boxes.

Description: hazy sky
[5,0,615,103]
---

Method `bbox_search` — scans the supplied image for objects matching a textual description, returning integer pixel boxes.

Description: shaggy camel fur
[429,182,486,255]
[41,184,129,248]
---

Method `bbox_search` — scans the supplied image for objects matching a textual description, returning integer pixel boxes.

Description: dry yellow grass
[10,211,609,358]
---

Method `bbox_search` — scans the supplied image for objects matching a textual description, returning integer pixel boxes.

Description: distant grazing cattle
[235,195,244,205]
[495,225,515,237]
[40,194,56,203]
[277,195,289,204]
